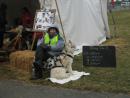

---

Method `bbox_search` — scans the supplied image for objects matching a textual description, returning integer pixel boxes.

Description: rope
[108,6,117,38]
[100,0,117,38]
[54,0,67,44]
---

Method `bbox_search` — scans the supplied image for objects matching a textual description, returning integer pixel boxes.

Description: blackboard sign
[83,46,116,67]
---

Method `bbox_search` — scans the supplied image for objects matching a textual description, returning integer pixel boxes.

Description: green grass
[0,10,130,94]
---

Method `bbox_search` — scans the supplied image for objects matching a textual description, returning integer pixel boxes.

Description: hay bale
[0,50,9,62]
[9,50,35,72]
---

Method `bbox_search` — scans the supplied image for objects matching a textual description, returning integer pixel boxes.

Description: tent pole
[107,0,117,38]
[54,0,67,44]
[31,32,36,50]
[109,8,117,38]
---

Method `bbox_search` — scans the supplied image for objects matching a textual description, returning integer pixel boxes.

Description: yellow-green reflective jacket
[44,33,58,46]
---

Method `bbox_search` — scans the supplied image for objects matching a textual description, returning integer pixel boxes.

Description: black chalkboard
[83,46,116,67]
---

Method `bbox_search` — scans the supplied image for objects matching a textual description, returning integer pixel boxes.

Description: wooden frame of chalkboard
[83,46,116,68]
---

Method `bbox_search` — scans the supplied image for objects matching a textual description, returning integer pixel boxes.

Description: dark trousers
[35,45,52,68]
[0,32,4,48]
[33,45,52,77]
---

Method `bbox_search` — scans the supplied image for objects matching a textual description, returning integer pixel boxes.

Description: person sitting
[31,26,65,80]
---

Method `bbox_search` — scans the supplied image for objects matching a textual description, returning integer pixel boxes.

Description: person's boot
[30,63,43,80]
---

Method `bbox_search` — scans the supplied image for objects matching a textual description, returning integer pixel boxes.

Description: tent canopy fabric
[39,0,110,53]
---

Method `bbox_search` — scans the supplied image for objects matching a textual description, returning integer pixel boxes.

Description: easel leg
[31,32,36,50]
[12,36,19,50]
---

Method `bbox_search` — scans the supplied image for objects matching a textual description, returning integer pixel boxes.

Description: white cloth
[39,0,110,54]
[49,71,90,84]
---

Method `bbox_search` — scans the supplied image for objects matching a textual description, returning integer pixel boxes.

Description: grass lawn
[0,10,130,94]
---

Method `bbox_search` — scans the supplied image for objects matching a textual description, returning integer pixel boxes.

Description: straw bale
[9,50,35,72]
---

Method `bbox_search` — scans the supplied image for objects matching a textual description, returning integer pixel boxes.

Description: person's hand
[40,44,51,51]
[44,45,51,50]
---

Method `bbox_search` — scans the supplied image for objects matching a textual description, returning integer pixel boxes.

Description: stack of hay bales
[9,50,35,73]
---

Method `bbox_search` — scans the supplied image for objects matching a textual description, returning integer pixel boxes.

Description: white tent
[39,0,110,54]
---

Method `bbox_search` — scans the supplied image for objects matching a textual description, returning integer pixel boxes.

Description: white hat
[49,23,59,28]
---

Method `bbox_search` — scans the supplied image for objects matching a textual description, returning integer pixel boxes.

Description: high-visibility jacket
[44,33,58,46]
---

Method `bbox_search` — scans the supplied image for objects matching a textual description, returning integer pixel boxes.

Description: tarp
[39,0,110,54]
[49,71,90,84]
